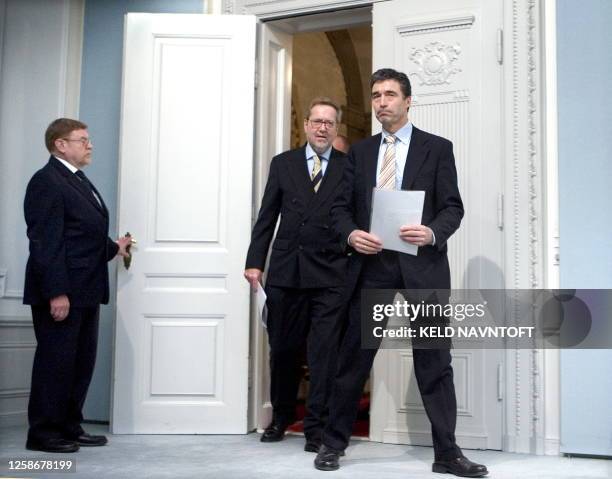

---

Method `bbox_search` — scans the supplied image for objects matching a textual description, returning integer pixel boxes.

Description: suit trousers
[28,305,99,441]
[321,251,462,460]
[265,285,345,441]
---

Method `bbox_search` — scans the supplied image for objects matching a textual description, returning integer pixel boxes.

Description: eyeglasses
[61,137,92,146]
[308,119,337,129]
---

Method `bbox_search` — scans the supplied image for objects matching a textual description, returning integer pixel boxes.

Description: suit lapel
[286,145,315,202]
[364,134,382,215]
[401,126,430,190]
[86,179,109,217]
[50,157,107,216]
[302,148,344,221]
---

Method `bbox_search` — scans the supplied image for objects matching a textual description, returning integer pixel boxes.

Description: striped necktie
[311,154,323,192]
[377,135,397,190]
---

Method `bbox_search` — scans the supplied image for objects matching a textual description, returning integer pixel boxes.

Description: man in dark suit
[23,118,131,453]
[245,98,348,452]
[314,69,488,477]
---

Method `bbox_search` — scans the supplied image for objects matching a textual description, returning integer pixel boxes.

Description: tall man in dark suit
[24,118,131,453]
[245,98,348,452]
[314,69,488,477]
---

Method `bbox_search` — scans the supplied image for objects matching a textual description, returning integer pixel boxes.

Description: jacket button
[292,198,297,203]
[298,245,303,250]
[301,222,305,226]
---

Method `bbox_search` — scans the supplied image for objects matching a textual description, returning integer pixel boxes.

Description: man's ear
[53,138,65,154]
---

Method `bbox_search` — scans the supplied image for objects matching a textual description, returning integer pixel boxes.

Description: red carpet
[287,394,370,437]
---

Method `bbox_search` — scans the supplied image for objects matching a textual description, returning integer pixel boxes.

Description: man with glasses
[23,118,131,453]
[245,98,348,452]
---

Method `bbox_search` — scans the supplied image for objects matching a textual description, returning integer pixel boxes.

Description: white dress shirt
[54,155,78,174]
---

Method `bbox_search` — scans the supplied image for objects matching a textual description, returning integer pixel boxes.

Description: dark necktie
[75,170,102,207]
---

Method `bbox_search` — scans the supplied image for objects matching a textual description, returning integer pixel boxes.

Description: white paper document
[369,188,425,256]
[256,285,268,328]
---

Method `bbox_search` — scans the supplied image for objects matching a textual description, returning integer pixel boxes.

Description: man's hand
[116,235,132,258]
[348,230,383,255]
[399,224,433,247]
[50,294,70,322]
[244,268,263,292]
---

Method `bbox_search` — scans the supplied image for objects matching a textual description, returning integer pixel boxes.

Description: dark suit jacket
[245,145,348,288]
[23,156,119,307]
[331,126,464,290]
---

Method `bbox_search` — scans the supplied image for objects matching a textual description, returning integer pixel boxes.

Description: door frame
[242,0,560,455]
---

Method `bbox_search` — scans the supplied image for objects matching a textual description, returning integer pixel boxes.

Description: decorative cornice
[397,14,475,36]
[237,0,372,18]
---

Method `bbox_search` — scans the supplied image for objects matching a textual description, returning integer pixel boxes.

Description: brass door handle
[123,232,137,270]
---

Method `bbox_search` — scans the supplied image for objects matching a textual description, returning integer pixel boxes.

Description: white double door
[114,0,504,447]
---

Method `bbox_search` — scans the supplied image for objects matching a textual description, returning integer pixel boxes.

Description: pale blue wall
[558,0,612,456]
[79,0,204,421]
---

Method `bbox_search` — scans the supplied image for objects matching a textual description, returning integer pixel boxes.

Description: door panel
[112,13,256,434]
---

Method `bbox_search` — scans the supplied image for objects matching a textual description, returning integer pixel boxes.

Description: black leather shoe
[260,422,288,442]
[26,438,79,453]
[74,433,108,447]
[432,455,488,477]
[314,445,342,471]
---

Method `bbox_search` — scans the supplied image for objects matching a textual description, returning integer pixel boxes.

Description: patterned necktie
[311,154,323,192]
[377,135,397,189]
[75,170,102,207]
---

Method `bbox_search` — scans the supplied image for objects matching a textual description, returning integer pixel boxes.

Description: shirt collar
[54,155,79,174]
[381,121,413,145]
[305,143,332,161]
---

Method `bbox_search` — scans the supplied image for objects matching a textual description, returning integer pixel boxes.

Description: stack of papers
[369,188,425,256]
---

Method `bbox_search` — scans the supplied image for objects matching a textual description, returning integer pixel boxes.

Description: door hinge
[254,63,259,89]
[497,363,503,401]
[496,28,503,64]
[497,193,504,230]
